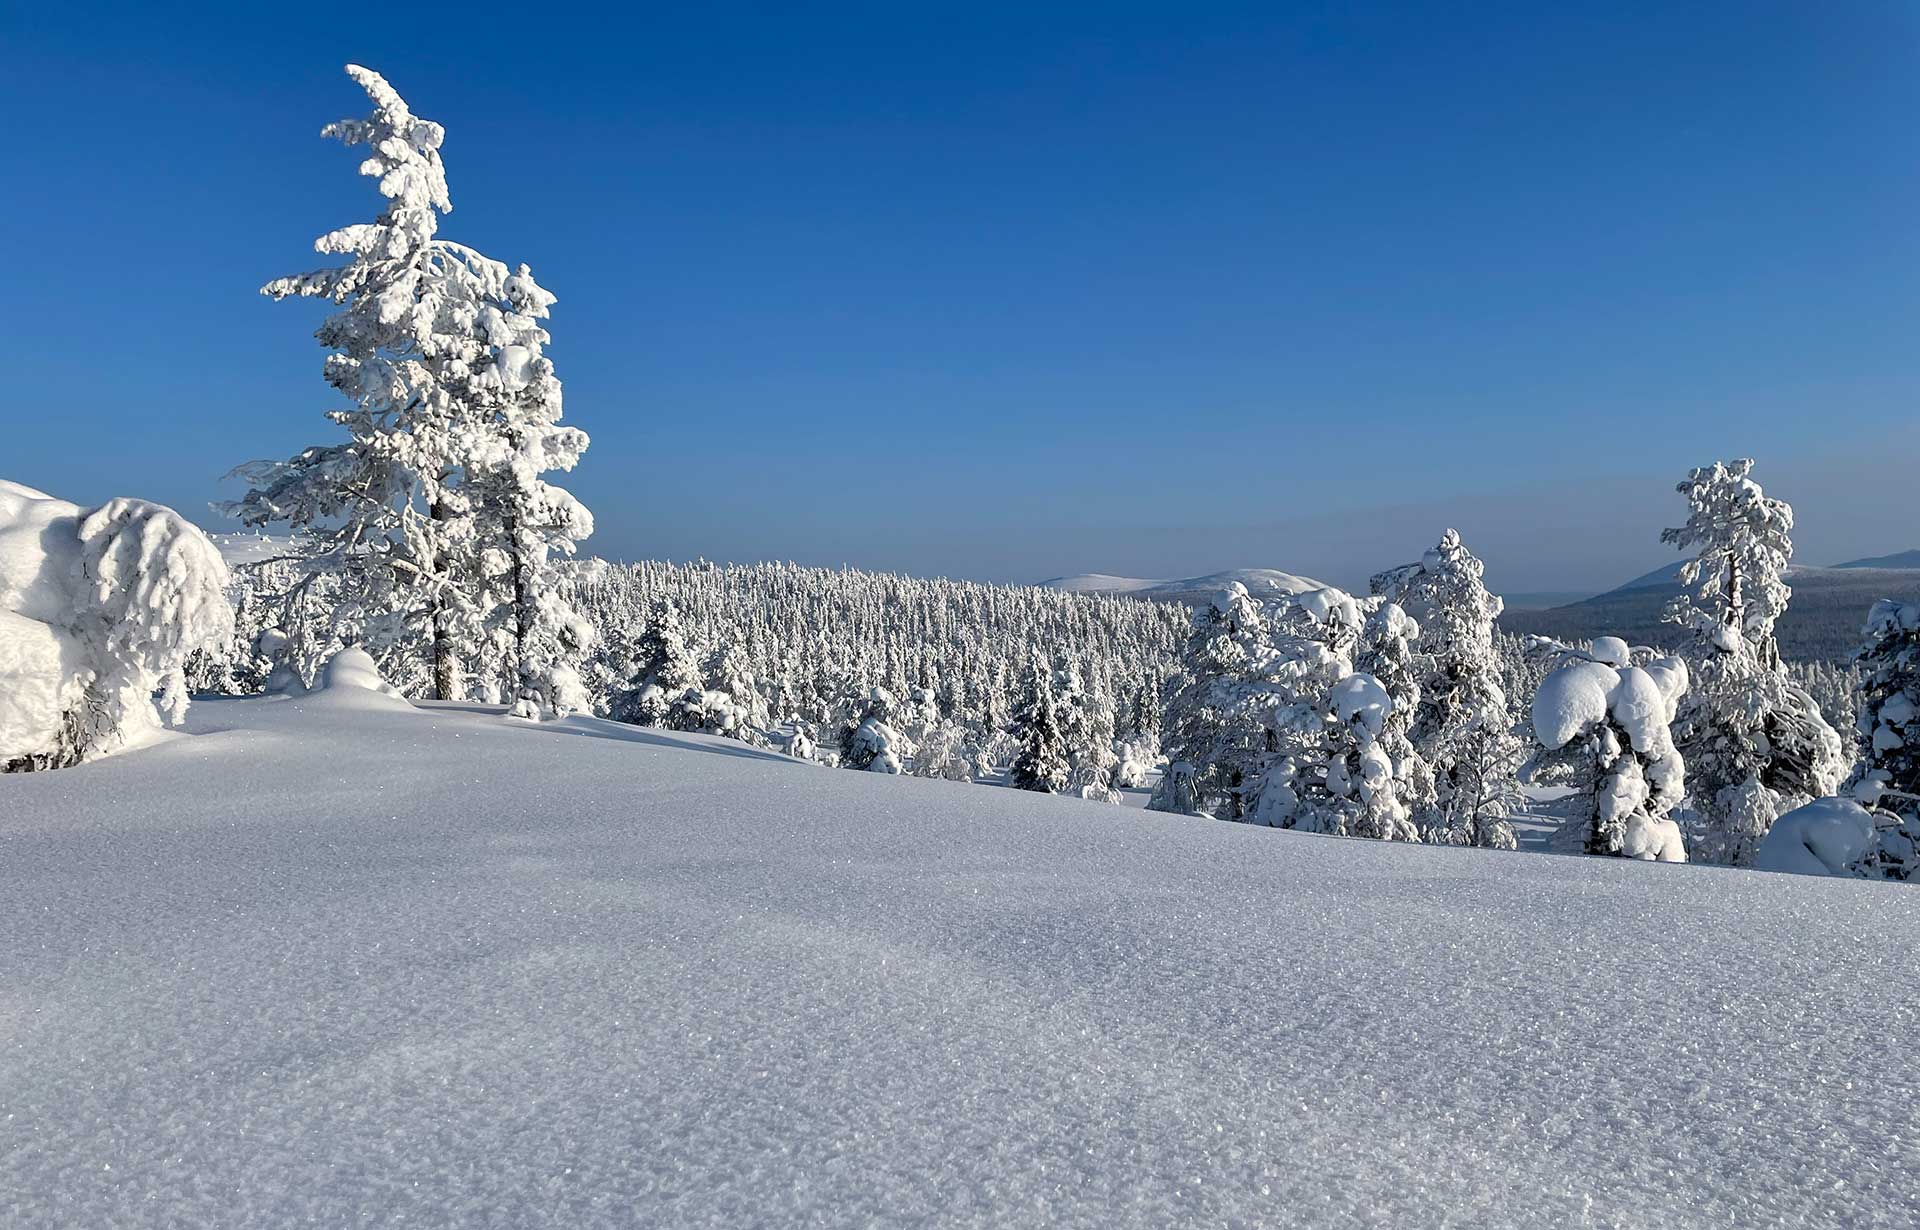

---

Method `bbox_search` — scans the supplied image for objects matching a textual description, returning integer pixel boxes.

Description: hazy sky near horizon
[3,1,1915,595]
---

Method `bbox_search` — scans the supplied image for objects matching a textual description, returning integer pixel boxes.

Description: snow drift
[0,479,231,769]
[1,696,1914,1227]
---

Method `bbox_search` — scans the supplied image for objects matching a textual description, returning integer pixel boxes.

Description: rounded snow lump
[1532,660,1618,750]
[1754,797,1876,878]
[1332,672,1392,735]
[1589,636,1631,668]
[1607,666,1671,755]
[317,647,410,705]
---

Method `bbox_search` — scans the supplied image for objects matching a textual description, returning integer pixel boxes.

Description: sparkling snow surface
[3,697,1917,1228]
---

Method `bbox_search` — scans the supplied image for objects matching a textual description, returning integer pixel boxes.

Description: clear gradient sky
[3,1,1915,595]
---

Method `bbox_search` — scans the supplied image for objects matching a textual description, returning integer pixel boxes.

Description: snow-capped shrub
[1753,797,1880,877]
[1525,640,1690,860]
[1,481,232,770]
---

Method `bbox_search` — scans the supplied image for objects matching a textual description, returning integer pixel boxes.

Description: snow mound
[1754,797,1878,877]
[315,647,411,706]
[1,479,231,768]
[0,697,1912,1227]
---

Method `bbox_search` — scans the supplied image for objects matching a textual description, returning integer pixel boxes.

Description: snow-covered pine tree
[699,643,759,731]
[610,600,703,728]
[1052,653,1121,803]
[228,66,591,708]
[1243,588,1426,840]
[1149,583,1276,817]
[1371,530,1522,849]
[1525,637,1690,860]
[1847,599,1920,879]
[468,264,596,719]
[839,686,907,773]
[1659,460,1845,865]
[1011,656,1072,794]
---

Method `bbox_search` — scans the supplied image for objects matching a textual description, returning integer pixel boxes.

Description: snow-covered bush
[840,687,907,774]
[1753,796,1880,877]
[1525,637,1690,861]
[1659,460,1845,865]
[1,481,232,770]
[1249,592,1430,840]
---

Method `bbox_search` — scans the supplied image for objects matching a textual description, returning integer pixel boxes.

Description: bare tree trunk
[429,496,461,702]
[506,505,535,705]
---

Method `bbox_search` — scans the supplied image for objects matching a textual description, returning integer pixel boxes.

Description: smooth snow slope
[3,698,1917,1228]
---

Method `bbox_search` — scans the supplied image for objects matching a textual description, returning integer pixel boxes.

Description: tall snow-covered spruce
[1659,460,1843,865]
[1371,530,1523,849]
[225,66,592,712]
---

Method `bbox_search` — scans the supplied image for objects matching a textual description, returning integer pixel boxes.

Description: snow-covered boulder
[1,480,232,769]
[1753,797,1878,878]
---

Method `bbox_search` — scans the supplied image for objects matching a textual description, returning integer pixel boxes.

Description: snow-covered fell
[1040,567,1328,605]
[2,697,1913,1226]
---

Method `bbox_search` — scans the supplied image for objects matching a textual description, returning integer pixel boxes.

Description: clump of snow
[1754,797,1878,877]
[1,479,231,769]
[1331,671,1391,735]
[317,647,411,705]
[1621,811,1687,862]
[1609,666,1674,756]
[1589,636,1631,667]
[1532,659,1617,749]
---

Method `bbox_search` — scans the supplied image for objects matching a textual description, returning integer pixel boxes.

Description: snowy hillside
[1040,567,1328,604]
[3,694,1914,1227]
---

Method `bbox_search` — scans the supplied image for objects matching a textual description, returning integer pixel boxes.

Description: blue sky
[3,1,1914,594]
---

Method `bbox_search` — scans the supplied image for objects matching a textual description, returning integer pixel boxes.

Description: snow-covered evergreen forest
[7,64,1919,894]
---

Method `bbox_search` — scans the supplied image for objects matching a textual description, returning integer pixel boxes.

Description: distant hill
[1039,568,1329,605]
[1833,549,1920,570]
[1500,565,1920,663]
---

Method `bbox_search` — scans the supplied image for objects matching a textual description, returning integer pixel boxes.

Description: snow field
[3,696,1916,1227]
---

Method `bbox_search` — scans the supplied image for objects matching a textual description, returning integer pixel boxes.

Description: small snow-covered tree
[1846,600,1920,879]
[1525,637,1690,861]
[1372,530,1522,849]
[1247,591,1427,841]
[840,686,907,773]
[610,600,703,729]
[1011,657,1072,794]
[2,483,233,770]
[1659,460,1845,865]
[1150,583,1276,817]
